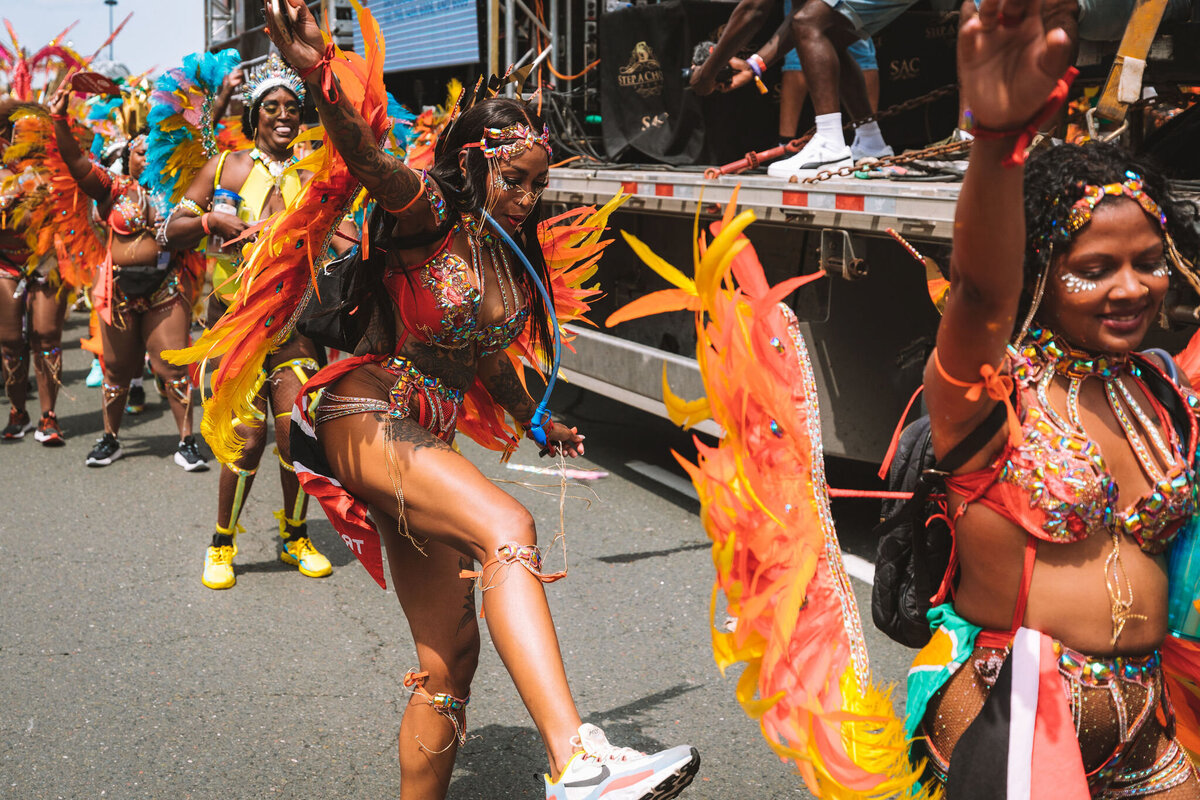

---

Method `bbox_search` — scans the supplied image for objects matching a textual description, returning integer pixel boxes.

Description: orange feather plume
[606,195,936,799]
[164,5,391,465]
[3,108,102,290]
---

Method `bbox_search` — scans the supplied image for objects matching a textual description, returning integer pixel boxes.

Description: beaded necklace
[460,213,527,350]
[249,148,298,191]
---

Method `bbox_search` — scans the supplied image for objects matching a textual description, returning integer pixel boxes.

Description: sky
[4,0,205,78]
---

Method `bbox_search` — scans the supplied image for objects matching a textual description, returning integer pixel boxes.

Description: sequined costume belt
[922,641,1193,798]
[1052,643,1191,795]
[313,355,463,442]
[1055,642,1160,688]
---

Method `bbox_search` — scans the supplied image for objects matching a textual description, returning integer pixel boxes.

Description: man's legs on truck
[769,0,911,178]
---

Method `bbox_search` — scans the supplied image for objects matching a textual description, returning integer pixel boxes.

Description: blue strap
[479,210,560,447]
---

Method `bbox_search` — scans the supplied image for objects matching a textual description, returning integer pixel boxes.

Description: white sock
[814,113,845,148]
[130,377,143,389]
[853,120,887,151]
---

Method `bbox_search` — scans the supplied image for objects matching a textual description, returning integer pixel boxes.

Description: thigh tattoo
[458,557,478,633]
[379,412,452,452]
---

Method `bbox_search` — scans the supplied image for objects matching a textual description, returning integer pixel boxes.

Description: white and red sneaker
[544,724,699,800]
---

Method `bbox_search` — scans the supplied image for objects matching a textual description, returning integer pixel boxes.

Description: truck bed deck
[546,165,964,244]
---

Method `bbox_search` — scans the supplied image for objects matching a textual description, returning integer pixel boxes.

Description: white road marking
[841,552,876,584]
[626,460,878,585]
[626,460,699,500]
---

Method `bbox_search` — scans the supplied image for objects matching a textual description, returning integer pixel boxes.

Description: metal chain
[802,138,972,184]
[784,83,964,184]
[852,83,959,128]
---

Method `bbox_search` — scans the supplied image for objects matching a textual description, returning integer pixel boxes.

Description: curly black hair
[1019,141,1200,328]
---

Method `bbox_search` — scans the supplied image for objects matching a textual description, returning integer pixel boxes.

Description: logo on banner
[889,57,922,81]
[619,41,664,97]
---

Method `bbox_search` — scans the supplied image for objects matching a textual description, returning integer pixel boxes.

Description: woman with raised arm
[909,0,1200,795]
[0,102,73,445]
[239,2,701,798]
[163,55,340,590]
[46,79,208,471]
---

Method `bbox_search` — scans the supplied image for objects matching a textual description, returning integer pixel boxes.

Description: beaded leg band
[225,465,256,531]
[1,347,27,388]
[403,670,471,751]
[162,376,191,404]
[101,380,128,409]
[268,357,320,386]
[460,542,567,590]
[33,346,62,388]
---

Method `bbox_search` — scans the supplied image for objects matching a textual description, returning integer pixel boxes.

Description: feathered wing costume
[606,196,934,799]
[142,49,242,205]
[164,3,617,468]
[1158,328,1200,764]
[2,106,102,291]
[406,79,460,171]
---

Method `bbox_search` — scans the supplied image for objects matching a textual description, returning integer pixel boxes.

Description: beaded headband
[242,53,306,108]
[464,123,551,160]
[1066,171,1167,236]
[1036,170,1168,254]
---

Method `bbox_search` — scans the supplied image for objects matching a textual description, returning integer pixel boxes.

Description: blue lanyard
[479,210,560,447]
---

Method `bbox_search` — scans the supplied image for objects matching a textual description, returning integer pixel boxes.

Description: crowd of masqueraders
[6,0,1200,798]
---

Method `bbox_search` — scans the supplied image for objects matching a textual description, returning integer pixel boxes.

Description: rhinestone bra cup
[999,329,1196,554]
[387,216,529,356]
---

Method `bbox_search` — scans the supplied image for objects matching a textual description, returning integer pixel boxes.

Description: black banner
[599,1,706,165]
[872,10,960,151]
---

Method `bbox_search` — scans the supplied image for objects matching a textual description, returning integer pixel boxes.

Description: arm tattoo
[314,77,423,214]
[480,358,536,422]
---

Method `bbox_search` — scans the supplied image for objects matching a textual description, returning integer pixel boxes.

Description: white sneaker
[767,136,852,178]
[544,724,699,800]
[850,138,894,162]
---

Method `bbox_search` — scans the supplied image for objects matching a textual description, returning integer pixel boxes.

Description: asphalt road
[1,316,918,799]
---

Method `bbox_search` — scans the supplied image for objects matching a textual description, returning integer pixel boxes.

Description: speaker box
[599,0,778,165]
[871,10,960,151]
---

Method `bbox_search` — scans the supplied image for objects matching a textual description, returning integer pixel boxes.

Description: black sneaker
[174,435,209,472]
[2,408,32,440]
[86,433,123,467]
[125,384,146,414]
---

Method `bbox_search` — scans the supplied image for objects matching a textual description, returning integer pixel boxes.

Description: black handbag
[114,264,168,299]
[295,245,373,352]
[871,402,1006,647]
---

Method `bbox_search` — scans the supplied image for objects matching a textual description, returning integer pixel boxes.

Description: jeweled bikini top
[386,214,529,356]
[92,173,156,237]
[948,328,1197,554]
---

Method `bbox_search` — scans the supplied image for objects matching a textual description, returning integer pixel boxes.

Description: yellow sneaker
[202,544,237,589]
[280,537,332,578]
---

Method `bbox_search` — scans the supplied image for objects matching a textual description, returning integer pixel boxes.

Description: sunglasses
[259,100,300,116]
